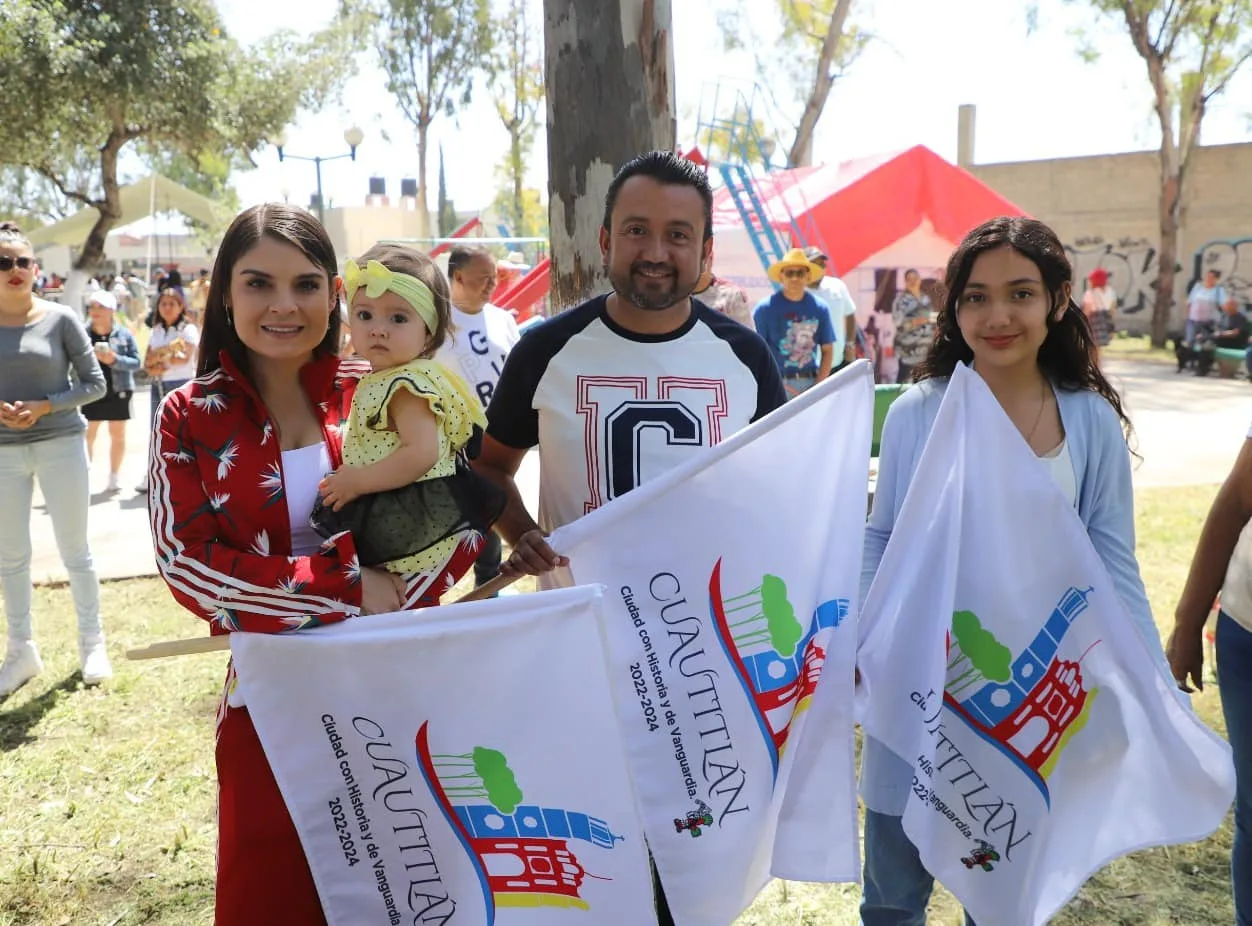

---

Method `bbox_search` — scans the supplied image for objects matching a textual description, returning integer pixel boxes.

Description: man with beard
[474,148,783,924]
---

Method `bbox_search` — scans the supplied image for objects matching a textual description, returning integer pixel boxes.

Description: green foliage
[0,0,359,265]
[760,574,804,658]
[487,0,544,234]
[715,0,868,151]
[950,610,1013,683]
[490,181,547,238]
[472,746,524,814]
[437,145,457,236]
[373,0,493,133]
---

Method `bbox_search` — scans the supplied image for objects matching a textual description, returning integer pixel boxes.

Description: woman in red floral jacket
[147,204,477,925]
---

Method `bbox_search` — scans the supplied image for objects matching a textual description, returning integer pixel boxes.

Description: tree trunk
[511,128,524,235]
[787,0,852,168]
[74,133,125,273]
[543,0,675,309]
[415,120,432,241]
[1152,168,1182,348]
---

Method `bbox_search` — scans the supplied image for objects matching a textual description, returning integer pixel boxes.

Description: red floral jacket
[148,350,475,635]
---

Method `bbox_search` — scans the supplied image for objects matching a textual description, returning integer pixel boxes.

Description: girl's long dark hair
[198,204,341,378]
[912,216,1133,438]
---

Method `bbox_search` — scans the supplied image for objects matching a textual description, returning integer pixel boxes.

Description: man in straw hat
[753,247,837,398]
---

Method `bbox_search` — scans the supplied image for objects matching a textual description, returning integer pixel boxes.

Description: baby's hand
[318,468,363,512]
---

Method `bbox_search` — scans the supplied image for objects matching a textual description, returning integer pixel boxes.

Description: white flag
[231,586,657,926]
[857,364,1236,926]
[550,362,873,926]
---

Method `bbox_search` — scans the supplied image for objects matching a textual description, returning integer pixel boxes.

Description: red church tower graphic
[707,559,849,774]
[943,588,1102,803]
[414,723,623,920]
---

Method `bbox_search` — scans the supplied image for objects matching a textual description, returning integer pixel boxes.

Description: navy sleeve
[752,299,770,338]
[484,331,544,450]
[484,300,600,450]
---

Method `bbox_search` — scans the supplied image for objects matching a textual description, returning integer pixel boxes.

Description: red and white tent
[709,144,1027,380]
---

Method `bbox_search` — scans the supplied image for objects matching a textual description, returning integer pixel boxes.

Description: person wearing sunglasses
[753,248,837,398]
[0,221,111,696]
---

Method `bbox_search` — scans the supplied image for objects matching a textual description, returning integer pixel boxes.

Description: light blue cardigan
[859,375,1167,816]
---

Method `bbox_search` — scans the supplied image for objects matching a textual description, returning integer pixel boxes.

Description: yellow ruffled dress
[341,359,487,575]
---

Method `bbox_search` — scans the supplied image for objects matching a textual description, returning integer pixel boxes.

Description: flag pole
[124,571,521,661]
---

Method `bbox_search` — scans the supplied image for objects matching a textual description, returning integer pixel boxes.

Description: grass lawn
[0,485,1231,925]
[1105,334,1177,367]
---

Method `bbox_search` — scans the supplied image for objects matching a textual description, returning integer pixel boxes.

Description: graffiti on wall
[1063,236,1181,315]
[1193,238,1252,306]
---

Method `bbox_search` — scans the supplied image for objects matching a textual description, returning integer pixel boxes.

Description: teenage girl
[859,216,1165,925]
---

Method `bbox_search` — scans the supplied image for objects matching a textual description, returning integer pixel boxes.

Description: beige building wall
[965,137,1252,335]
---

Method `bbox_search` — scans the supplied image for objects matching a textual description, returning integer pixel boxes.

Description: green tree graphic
[724,574,804,658]
[431,746,524,814]
[946,610,1013,698]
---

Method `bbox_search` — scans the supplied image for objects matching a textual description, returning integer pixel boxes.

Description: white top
[818,275,857,356]
[1220,422,1252,632]
[282,443,332,556]
[435,303,521,410]
[148,321,200,383]
[1187,283,1226,323]
[1039,437,1077,506]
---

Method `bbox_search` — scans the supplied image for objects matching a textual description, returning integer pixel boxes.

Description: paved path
[25,358,1249,584]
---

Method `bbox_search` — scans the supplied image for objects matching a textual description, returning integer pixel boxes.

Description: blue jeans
[0,433,101,642]
[150,378,190,428]
[783,374,817,399]
[862,810,976,926]
[1218,612,1252,925]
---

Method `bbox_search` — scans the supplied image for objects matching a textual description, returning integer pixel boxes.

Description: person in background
[1184,269,1227,357]
[0,221,111,696]
[83,291,140,493]
[187,268,211,327]
[1081,266,1117,361]
[754,247,835,398]
[139,286,199,492]
[1168,425,1252,926]
[1191,296,1249,377]
[806,247,858,371]
[891,268,934,384]
[692,257,753,328]
[437,244,521,590]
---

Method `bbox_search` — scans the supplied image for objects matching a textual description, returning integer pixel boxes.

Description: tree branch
[31,165,100,210]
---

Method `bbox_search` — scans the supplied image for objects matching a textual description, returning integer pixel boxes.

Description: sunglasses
[781,269,809,279]
[0,256,33,272]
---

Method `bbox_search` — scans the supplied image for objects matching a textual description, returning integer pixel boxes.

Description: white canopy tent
[27,173,230,248]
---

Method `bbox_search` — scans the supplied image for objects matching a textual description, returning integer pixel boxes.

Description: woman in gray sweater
[0,222,111,695]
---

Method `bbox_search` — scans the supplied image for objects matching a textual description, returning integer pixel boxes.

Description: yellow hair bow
[343,259,439,333]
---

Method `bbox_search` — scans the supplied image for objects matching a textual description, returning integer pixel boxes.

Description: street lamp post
[275,126,366,223]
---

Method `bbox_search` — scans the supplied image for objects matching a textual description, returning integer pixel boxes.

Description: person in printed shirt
[315,244,498,578]
[436,244,521,588]
[1169,421,1252,926]
[146,204,477,926]
[692,257,753,328]
[473,151,785,926]
[1186,269,1227,352]
[753,248,836,398]
[139,285,199,492]
[891,268,935,384]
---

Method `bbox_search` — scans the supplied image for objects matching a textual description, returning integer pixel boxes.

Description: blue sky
[215,0,1251,215]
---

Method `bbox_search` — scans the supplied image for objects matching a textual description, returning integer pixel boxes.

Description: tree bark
[416,120,431,241]
[543,0,676,309]
[787,0,853,168]
[74,129,126,272]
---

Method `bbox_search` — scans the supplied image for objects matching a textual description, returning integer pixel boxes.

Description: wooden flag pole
[124,571,521,661]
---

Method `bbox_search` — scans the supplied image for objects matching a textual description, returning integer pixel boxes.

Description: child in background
[314,244,502,575]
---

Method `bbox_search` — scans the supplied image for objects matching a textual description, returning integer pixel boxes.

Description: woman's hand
[360,567,406,615]
[0,400,50,430]
[500,530,569,578]
[318,468,365,512]
[1165,623,1206,693]
[97,347,117,366]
